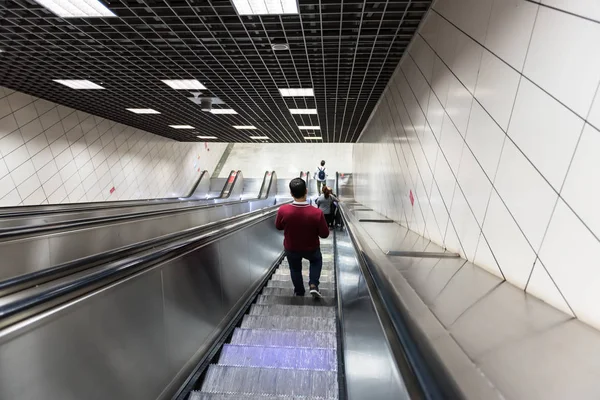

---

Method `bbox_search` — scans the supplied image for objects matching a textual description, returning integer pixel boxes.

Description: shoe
[294,290,305,296]
[309,284,323,299]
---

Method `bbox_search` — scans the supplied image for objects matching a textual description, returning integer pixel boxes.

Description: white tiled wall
[0,86,227,206]
[353,0,600,329]
[220,143,353,178]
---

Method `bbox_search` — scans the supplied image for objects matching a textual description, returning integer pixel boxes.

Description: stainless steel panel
[0,199,275,283]
[335,226,410,400]
[0,213,284,400]
[0,268,169,400]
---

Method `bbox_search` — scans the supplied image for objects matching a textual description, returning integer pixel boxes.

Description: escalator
[190,237,337,399]
[0,175,456,400]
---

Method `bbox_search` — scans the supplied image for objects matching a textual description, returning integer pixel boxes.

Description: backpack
[318,167,326,181]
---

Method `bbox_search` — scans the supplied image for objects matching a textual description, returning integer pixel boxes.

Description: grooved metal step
[278,265,335,272]
[267,281,335,291]
[261,287,334,298]
[241,315,336,332]
[274,269,333,277]
[250,304,336,318]
[256,295,337,307]
[230,328,337,349]
[270,274,334,283]
[218,344,337,371]
[200,365,338,398]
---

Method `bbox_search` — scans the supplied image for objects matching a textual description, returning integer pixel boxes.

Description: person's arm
[331,194,339,202]
[317,212,330,238]
[275,209,284,231]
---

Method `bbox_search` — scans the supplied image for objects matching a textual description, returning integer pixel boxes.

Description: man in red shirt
[275,177,330,298]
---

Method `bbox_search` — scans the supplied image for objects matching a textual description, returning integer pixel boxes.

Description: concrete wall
[220,143,353,178]
[0,86,226,205]
[353,0,600,328]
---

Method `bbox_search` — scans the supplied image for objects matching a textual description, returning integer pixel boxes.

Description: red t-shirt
[275,202,330,252]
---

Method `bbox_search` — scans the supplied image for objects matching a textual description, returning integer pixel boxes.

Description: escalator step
[218,344,337,371]
[250,304,336,318]
[230,328,337,349]
[200,365,338,398]
[241,315,336,332]
[190,393,335,400]
[262,287,334,298]
[270,274,334,283]
[256,295,336,307]
[267,281,335,291]
[274,268,333,277]
[278,265,334,272]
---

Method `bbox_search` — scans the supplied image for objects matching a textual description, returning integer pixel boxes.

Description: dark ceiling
[0,0,431,143]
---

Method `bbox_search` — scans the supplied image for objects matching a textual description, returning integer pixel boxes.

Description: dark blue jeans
[285,248,323,295]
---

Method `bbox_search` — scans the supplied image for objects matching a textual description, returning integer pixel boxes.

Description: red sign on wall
[409,190,414,206]
[109,187,116,194]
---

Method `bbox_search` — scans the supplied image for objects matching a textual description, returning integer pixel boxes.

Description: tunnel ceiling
[0,0,431,143]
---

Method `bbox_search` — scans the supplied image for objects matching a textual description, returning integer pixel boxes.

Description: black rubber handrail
[0,203,284,330]
[337,203,465,400]
[0,170,272,240]
[0,203,281,298]
[218,170,239,199]
[0,170,213,218]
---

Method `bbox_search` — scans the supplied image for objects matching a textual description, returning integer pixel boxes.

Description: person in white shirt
[314,160,327,195]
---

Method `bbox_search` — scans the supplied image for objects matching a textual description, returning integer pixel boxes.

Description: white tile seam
[387,69,465,253]
[430,8,596,128]
[384,84,451,245]
[396,16,541,277]
[524,0,600,25]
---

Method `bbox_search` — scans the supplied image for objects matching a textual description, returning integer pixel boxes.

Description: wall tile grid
[220,143,353,178]
[0,86,227,206]
[353,0,600,329]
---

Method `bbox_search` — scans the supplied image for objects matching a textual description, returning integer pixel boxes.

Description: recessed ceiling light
[197,136,218,139]
[290,108,317,115]
[162,79,206,90]
[298,126,321,130]
[233,125,257,130]
[53,79,105,89]
[210,109,238,114]
[250,136,269,140]
[279,88,314,97]
[304,136,323,140]
[169,125,195,129]
[126,108,161,114]
[272,43,290,51]
[233,0,298,15]
[33,0,116,18]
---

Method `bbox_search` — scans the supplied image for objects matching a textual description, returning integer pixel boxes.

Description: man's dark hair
[289,178,307,199]
[320,160,325,166]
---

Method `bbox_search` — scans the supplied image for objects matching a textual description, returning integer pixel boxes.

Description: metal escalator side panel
[0,212,284,400]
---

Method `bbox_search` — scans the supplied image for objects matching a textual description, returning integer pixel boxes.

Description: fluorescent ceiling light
[33,0,116,18]
[298,126,321,130]
[210,109,238,115]
[290,108,317,115]
[197,136,217,139]
[53,79,104,89]
[233,0,298,15]
[250,136,269,140]
[304,136,323,140]
[169,125,195,129]
[162,79,206,90]
[126,108,160,114]
[279,88,314,97]
[233,125,257,130]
